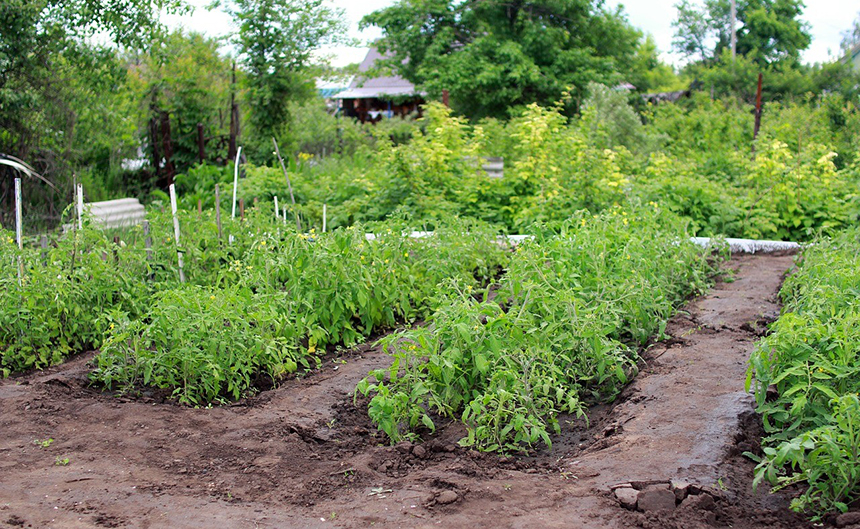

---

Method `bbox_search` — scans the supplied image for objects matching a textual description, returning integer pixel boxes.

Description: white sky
[163,0,854,68]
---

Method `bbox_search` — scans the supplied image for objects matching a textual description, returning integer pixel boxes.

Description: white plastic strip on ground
[364,233,800,254]
[689,237,800,254]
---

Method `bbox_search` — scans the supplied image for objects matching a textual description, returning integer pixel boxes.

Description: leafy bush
[358,206,716,451]
[91,215,509,403]
[748,228,860,518]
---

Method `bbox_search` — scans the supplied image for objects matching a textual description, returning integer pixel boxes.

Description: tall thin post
[76,183,84,230]
[274,196,280,220]
[272,137,300,231]
[215,184,223,240]
[14,178,23,286]
[323,203,327,233]
[752,73,763,158]
[239,198,245,220]
[230,146,242,244]
[169,184,185,283]
[197,199,202,218]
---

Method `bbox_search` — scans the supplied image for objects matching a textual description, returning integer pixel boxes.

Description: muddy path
[0,253,810,529]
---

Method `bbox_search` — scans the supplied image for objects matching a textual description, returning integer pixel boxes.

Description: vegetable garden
[2,97,860,527]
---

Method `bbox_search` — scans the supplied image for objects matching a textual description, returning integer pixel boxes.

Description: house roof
[333,47,423,99]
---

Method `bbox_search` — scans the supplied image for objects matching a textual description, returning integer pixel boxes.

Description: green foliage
[672,0,811,65]
[580,83,655,153]
[129,31,234,180]
[747,229,860,518]
[225,0,348,156]
[89,213,507,404]
[0,221,148,376]
[363,0,643,119]
[0,0,184,227]
[358,207,716,451]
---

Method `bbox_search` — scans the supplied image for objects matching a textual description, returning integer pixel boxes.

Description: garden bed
[0,252,822,529]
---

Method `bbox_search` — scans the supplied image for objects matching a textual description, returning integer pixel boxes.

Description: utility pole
[730,0,737,60]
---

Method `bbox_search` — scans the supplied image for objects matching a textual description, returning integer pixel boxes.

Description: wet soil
[0,253,817,528]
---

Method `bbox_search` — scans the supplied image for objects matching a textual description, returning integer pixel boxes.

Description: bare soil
[0,253,818,529]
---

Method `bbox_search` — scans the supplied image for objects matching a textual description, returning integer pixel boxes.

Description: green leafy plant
[358,206,716,451]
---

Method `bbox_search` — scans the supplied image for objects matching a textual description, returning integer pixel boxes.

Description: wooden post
[323,203,327,233]
[40,235,48,266]
[272,137,301,231]
[169,184,185,283]
[14,178,23,286]
[230,146,242,244]
[752,73,763,158]
[197,199,202,218]
[442,89,450,107]
[76,183,84,230]
[239,198,245,220]
[197,122,205,164]
[215,184,223,240]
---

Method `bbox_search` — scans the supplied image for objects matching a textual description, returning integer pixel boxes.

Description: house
[842,43,860,71]
[334,47,426,123]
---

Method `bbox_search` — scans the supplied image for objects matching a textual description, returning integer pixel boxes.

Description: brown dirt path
[0,253,810,529]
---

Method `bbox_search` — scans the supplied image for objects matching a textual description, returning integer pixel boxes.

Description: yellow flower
[360,255,365,261]
[404,252,409,257]
[210,295,216,300]
[308,345,316,353]
[109,323,115,330]
[384,259,389,264]
[260,240,266,246]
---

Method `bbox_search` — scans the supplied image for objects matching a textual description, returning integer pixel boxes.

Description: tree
[127,31,234,188]
[673,0,713,63]
[672,0,811,65]
[0,0,185,225]
[362,0,642,120]
[224,0,347,154]
[842,12,860,53]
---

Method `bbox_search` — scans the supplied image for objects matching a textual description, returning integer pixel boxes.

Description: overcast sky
[163,0,854,68]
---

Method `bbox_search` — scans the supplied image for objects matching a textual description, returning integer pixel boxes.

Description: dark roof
[334,47,423,99]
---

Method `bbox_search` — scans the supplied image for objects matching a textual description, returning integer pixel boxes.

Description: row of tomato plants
[747,228,860,519]
[357,206,718,452]
[1,208,509,404]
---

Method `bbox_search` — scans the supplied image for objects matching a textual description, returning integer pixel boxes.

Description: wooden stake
[272,137,301,231]
[197,199,202,218]
[14,178,23,286]
[752,73,763,159]
[239,198,245,220]
[40,235,48,267]
[230,146,242,244]
[76,183,84,230]
[169,184,185,283]
[215,184,223,240]
[323,203,327,233]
